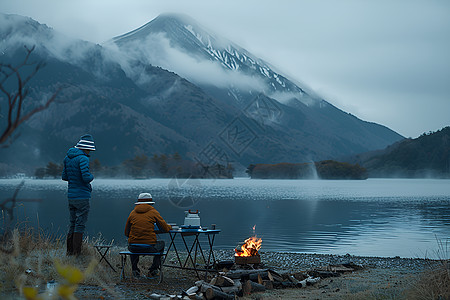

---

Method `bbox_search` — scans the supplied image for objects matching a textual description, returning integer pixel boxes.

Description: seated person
[124,192,172,278]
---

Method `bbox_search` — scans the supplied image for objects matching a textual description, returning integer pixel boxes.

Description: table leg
[181,234,200,278]
[193,237,209,280]
[193,234,200,267]
[181,234,196,267]
[162,231,220,279]
[206,234,217,268]
[196,238,207,267]
[191,234,208,279]
[163,232,183,268]
[162,232,175,264]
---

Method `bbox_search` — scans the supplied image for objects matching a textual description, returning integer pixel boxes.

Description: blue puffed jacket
[62,147,94,199]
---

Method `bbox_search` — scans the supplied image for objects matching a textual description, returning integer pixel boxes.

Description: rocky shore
[71,250,438,299]
[216,250,432,272]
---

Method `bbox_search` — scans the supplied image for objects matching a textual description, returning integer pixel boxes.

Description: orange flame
[235,236,262,257]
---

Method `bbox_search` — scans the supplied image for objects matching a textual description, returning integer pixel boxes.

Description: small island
[246,160,368,180]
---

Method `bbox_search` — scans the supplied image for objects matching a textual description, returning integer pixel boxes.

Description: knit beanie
[75,134,96,151]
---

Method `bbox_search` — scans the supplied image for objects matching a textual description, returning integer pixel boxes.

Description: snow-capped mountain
[108,13,403,157]
[0,13,403,173]
[110,13,313,107]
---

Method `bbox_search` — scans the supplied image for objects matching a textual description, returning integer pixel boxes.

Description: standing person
[62,134,96,255]
[124,193,172,278]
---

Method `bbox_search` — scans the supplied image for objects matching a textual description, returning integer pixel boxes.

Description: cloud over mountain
[0,13,404,174]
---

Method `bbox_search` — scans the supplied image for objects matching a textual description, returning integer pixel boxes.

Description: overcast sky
[2,0,449,138]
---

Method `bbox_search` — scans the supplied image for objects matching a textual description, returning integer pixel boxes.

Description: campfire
[179,227,325,299]
[235,235,262,265]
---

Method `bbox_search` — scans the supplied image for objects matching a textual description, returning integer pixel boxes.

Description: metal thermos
[184,210,201,227]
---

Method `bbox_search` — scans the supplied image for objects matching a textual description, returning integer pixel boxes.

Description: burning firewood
[234,254,261,265]
[234,235,262,266]
[234,236,261,257]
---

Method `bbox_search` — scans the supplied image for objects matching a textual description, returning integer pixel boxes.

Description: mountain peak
[155,12,196,24]
[110,13,310,101]
[112,13,207,45]
[0,13,51,40]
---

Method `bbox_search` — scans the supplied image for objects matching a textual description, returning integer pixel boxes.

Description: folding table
[162,228,220,278]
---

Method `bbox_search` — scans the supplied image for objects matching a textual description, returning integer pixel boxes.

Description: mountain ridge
[109,13,403,153]
[344,127,450,178]
[0,13,403,175]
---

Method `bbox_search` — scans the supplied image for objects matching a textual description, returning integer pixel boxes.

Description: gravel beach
[69,250,439,299]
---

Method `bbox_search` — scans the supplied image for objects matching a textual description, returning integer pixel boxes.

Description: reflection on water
[1,178,449,258]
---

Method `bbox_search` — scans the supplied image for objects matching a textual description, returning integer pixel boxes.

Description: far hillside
[346,127,450,178]
[246,160,368,180]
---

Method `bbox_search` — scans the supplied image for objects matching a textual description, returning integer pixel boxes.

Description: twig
[0,45,62,145]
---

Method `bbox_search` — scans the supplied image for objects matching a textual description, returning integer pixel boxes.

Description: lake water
[1,178,449,259]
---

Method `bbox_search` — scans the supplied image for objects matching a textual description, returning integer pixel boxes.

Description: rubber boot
[72,232,83,255]
[66,233,74,256]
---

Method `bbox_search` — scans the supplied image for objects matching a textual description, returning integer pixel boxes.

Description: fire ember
[235,236,262,265]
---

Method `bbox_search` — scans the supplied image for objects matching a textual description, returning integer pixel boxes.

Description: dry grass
[0,224,199,299]
[406,239,450,300]
[406,259,450,300]
[0,225,120,299]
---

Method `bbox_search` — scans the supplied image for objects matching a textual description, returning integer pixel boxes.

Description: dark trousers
[128,241,165,273]
[67,199,90,255]
[68,199,90,234]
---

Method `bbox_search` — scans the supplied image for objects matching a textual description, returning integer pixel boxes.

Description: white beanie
[134,192,155,205]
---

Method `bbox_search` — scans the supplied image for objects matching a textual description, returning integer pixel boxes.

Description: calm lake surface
[1,178,449,259]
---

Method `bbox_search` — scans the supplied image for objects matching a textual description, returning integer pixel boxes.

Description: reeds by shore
[405,239,450,300]
[0,225,119,299]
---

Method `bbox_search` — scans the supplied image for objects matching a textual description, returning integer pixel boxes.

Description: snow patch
[260,67,270,78]
[109,33,266,91]
[184,24,205,45]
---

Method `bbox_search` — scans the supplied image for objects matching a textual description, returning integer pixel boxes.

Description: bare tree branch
[0,46,62,250]
[0,45,61,145]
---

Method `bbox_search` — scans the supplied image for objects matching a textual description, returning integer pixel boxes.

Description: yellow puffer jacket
[124,204,172,244]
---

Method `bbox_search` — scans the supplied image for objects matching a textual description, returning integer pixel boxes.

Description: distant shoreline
[1,177,450,181]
